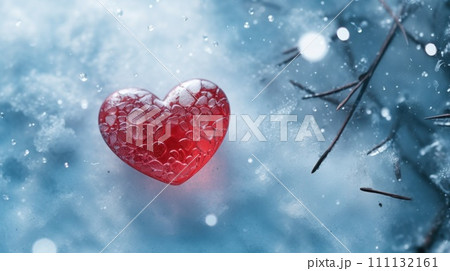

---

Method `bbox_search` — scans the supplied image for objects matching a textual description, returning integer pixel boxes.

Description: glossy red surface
[98,79,230,185]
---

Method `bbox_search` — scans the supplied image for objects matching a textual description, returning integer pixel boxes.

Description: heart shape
[98,79,230,185]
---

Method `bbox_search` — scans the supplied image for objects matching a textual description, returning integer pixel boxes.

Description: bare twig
[405,30,425,46]
[336,73,369,110]
[367,119,403,181]
[367,119,400,155]
[312,17,401,173]
[311,79,369,173]
[379,0,408,45]
[366,136,393,156]
[277,53,300,66]
[290,80,339,105]
[303,81,359,100]
[425,113,450,120]
[336,19,399,110]
[425,113,450,127]
[282,47,299,55]
[360,187,412,201]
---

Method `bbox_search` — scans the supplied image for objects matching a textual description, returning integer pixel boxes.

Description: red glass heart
[98,79,230,185]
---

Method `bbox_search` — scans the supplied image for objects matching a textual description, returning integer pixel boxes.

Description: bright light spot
[80,99,88,109]
[336,27,350,41]
[205,214,217,227]
[425,43,437,56]
[298,32,329,62]
[381,107,391,121]
[32,238,57,253]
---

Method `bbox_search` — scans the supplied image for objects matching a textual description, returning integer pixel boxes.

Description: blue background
[1,0,449,252]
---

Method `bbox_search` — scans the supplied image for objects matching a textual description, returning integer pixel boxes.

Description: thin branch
[311,78,369,173]
[405,30,426,47]
[336,20,399,110]
[277,53,300,66]
[312,16,401,173]
[425,113,450,120]
[425,113,450,127]
[336,74,369,110]
[303,81,359,100]
[367,119,403,180]
[290,80,339,105]
[379,0,408,45]
[289,80,315,95]
[367,119,400,155]
[360,187,412,200]
[366,136,393,156]
[282,47,299,55]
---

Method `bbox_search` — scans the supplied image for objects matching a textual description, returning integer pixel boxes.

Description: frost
[368,140,391,156]
[182,79,201,94]
[33,116,76,153]
[178,90,195,106]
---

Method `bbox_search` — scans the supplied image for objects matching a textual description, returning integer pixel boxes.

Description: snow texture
[1,0,449,252]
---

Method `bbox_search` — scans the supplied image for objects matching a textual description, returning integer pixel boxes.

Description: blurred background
[0,0,449,252]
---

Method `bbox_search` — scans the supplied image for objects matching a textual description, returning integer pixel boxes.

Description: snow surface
[1,0,449,252]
